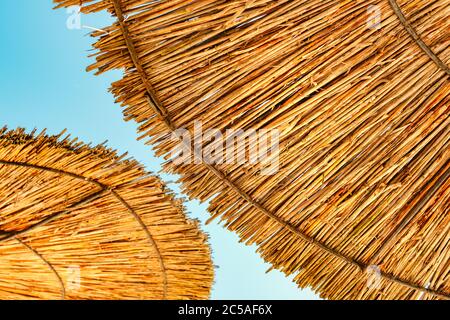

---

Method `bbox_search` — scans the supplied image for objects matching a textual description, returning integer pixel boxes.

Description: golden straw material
[54,0,449,299]
[0,128,213,300]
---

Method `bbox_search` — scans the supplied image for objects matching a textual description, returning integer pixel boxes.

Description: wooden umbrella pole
[110,0,450,300]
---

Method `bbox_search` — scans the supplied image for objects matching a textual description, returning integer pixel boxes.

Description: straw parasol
[53,0,449,299]
[0,128,213,300]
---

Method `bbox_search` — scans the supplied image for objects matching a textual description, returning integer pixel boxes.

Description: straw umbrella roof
[0,128,213,300]
[54,0,449,299]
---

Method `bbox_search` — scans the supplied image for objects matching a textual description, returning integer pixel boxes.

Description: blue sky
[0,1,319,300]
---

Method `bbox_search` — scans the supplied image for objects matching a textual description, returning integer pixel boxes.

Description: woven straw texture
[54,0,449,299]
[0,128,213,300]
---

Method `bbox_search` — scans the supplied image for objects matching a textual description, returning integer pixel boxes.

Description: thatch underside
[0,128,213,300]
[54,0,449,299]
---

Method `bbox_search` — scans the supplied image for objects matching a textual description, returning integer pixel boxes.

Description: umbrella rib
[109,0,449,299]
[0,159,168,299]
[388,0,450,76]
[15,238,66,300]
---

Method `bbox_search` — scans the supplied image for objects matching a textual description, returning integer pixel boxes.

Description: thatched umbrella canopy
[54,0,449,299]
[0,128,213,300]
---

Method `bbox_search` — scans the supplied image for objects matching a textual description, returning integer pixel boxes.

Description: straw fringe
[0,128,213,300]
[54,0,449,299]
